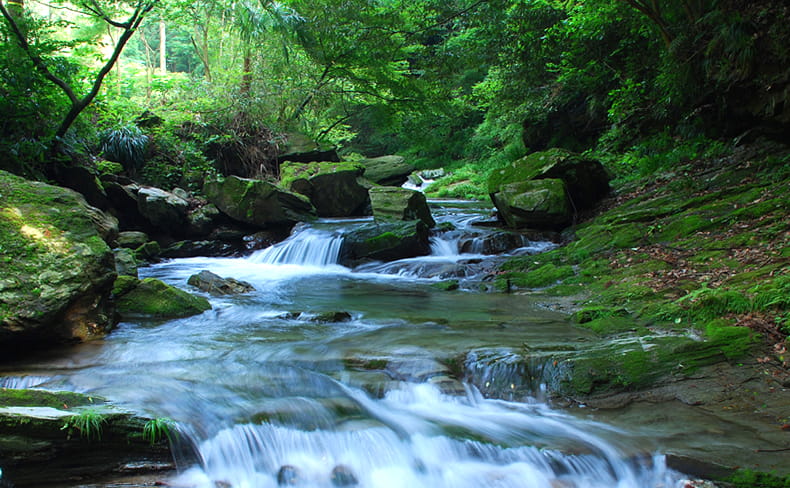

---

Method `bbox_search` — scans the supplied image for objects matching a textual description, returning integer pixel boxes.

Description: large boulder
[136,187,190,231]
[112,276,211,319]
[280,161,370,217]
[359,155,415,186]
[204,175,315,227]
[279,133,340,163]
[339,220,431,266]
[488,148,610,210]
[0,171,117,347]
[491,178,572,230]
[369,187,435,228]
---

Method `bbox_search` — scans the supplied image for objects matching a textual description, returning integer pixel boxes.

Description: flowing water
[1,200,692,488]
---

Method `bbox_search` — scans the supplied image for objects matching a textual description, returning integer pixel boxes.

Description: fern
[100,124,149,172]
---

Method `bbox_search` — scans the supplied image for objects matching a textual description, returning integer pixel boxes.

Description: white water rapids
[1,201,694,488]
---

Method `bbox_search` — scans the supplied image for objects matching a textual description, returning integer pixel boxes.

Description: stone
[204,176,315,227]
[161,240,242,258]
[431,280,460,291]
[339,220,431,266]
[136,187,189,231]
[458,231,528,255]
[113,277,211,319]
[0,171,117,347]
[187,204,222,237]
[369,187,435,228]
[84,205,120,246]
[103,182,149,231]
[277,465,300,485]
[134,241,161,261]
[187,270,255,295]
[488,148,610,210]
[279,132,340,163]
[280,161,370,217]
[330,465,358,487]
[113,248,138,278]
[0,389,173,486]
[117,231,150,249]
[50,164,109,209]
[491,178,572,229]
[359,155,415,186]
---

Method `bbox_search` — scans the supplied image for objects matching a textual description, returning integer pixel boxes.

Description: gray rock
[113,248,138,278]
[204,176,315,227]
[117,231,149,249]
[187,270,255,295]
[136,187,189,231]
[339,220,431,266]
[369,187,435,228]
[360,155,415,186]
[280,161,370,217]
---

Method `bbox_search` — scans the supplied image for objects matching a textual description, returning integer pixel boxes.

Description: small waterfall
[429,237,458,257]
[172,383,683,488]
[248,228,344,267]
[0,375,50,389]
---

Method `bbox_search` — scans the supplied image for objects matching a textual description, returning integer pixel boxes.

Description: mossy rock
[495,263,575,290]
[279,161,370,217]
[339,220,431,266]
[491,178,572,229]
[432,280,460,291]
[0,170,117,347]
[113,277,211,319]
[488,148,610,208]
[204,175,315,226]
[369,186,435,227]
[359,155,415,186]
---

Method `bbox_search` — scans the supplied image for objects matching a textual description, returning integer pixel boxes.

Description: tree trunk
[159,19,167,75]
[241,48,252,94]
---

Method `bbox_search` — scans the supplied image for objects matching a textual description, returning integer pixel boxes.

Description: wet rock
[50,164,109,210]
[330,465,358,487]
[113,276,211,319]
[162,240,242,258]
[277,465,300,485]
[0,170,117,348]
[117,231,150,249]
[431,280,460,291]
[0,389,173,486]
[113,248,138,278]
[136,187,189,231]
[187,270,255,295]
[204,175,315,227]
[359,155,415,186]
[369,187,435,228]
[458,231,528,255]
[277,311,352,323]
[187,203,223,237]
[339,220,431,266]
[280,161,370,217]
[134,240,161,262]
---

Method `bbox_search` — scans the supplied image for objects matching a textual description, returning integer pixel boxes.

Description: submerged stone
[187,270,255,295]
[331,465,358,486]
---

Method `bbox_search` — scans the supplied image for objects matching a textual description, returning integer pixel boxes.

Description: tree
[0,0,158,152]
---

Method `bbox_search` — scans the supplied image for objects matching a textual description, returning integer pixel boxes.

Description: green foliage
[100,124,149,172]
[61,409,106,441]
[727,469,790,488]
[142,417,175,445]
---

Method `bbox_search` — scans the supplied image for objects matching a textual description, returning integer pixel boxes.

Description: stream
[2,200,696,487]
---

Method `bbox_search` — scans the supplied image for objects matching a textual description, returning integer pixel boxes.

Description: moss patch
[0,389,100,409]
[114,277,211,319]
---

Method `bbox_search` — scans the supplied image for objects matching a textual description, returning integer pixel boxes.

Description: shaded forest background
[1,0,789,191]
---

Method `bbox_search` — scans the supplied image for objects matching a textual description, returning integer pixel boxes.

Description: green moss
[279,161,364,189]
[677,285,752,322]
[365,232,399,248]
[496,263,575,290]
[114,277,211,318]
[0,389,100,409]
[653,214,715,241]
[432,280,460,291]
[705,320,755,359]
[726,469,790,488]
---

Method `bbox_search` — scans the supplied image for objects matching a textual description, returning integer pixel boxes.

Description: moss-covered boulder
[491,178,572,229]
[339,220,431,266]
[488,149,610,228]
[0,388,173,486]
[279,132,340,163]
[113,276,210,319]
[0,171,117,348]
[204,175,315,227]
[369,187,435,228]
[359,155,415,186]
[280,161,370,217]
